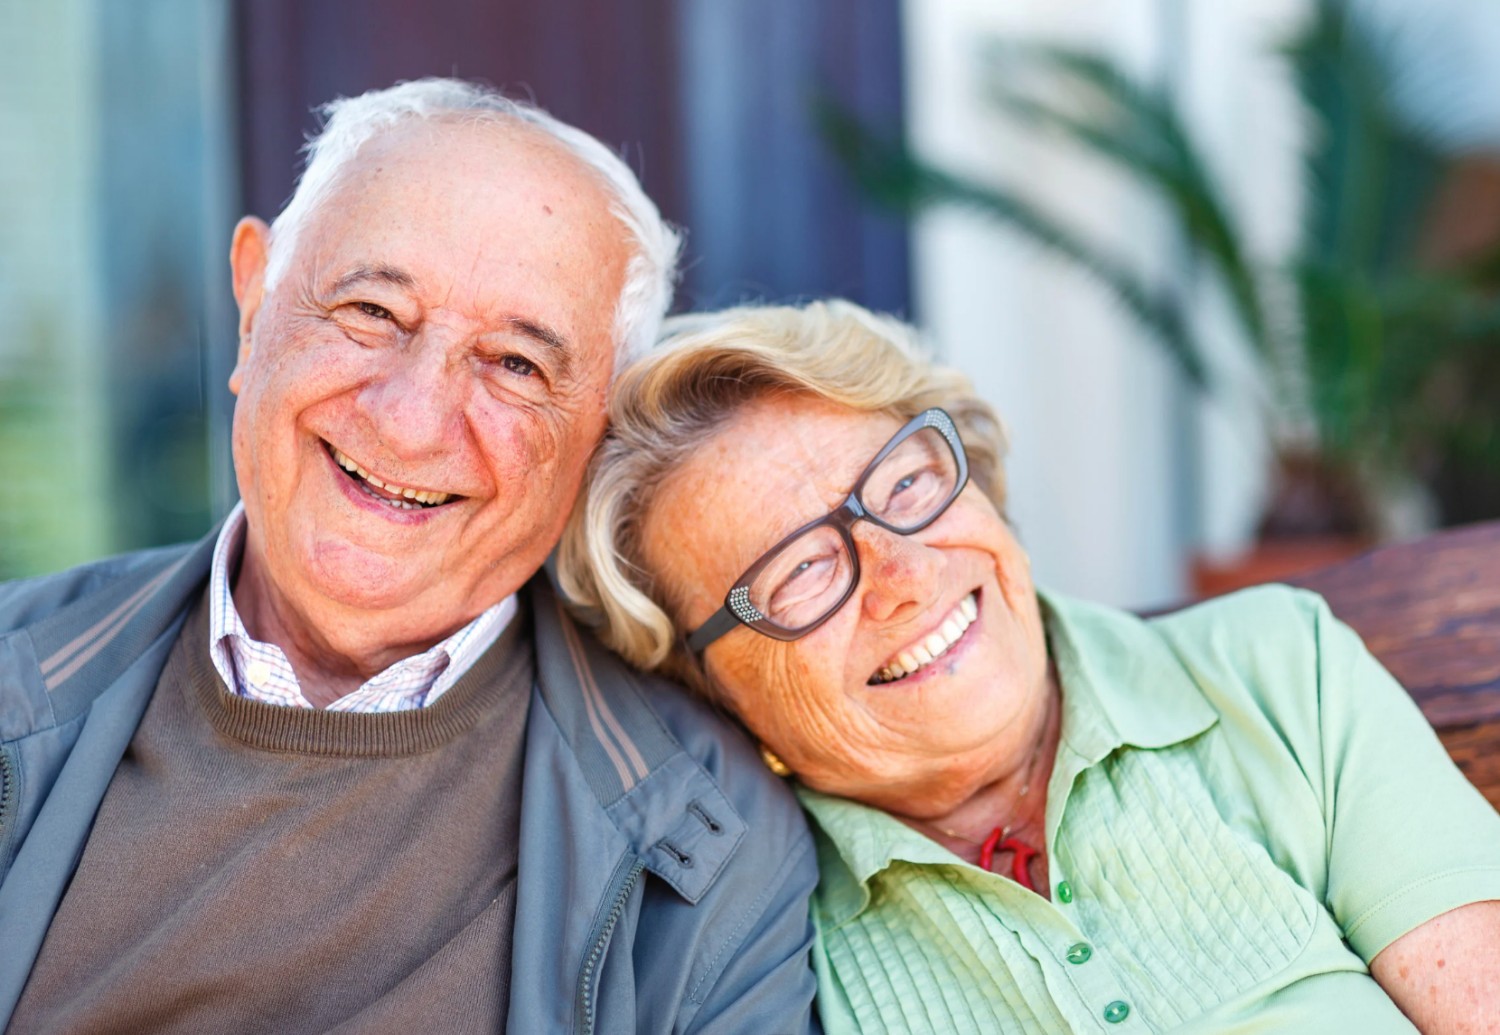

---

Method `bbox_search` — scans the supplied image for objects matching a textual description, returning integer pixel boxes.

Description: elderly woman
[559,300,1500,1034]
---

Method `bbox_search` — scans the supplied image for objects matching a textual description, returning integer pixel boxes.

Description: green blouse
[798,587,1500,1034]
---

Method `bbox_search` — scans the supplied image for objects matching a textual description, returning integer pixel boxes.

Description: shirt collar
[206,502,516,711]
[796,786,965,928]
[1040,590,1217,765]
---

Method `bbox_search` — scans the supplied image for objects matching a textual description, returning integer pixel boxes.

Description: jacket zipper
[0,747,16,871]
[577,857,644,1035]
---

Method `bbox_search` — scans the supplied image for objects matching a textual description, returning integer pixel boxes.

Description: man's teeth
[331,447,452,508]
[870,593,979,685]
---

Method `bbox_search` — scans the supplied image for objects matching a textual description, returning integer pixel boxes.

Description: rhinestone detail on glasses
[923,408,958,447]
[728,585,766,624]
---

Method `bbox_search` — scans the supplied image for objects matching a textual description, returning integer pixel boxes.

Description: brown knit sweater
[9,591,533,1034]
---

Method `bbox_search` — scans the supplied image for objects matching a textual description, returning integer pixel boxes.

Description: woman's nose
[856,525,945,624]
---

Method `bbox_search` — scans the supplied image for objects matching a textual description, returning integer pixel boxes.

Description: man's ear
[228,216,271,396]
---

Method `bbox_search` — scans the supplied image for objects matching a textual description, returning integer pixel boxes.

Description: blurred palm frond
[817,0,1500,527]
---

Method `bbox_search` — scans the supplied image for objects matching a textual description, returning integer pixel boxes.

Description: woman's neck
[894,666,1063,866]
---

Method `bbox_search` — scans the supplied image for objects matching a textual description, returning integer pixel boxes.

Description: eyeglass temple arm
[686,606,740,653]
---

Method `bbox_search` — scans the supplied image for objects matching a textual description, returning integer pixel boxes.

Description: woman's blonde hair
[558,299,1008,697]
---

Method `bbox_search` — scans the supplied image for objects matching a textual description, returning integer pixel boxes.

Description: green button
[1065,942,1092,964]
[1103,1000,1130,1024]
[1057,880,1073,903]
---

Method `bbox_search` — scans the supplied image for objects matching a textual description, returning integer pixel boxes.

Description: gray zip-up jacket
[0,532,820,1033]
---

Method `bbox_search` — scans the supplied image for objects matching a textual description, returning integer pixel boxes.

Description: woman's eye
[354,301,394,320]
[501,354,538,378]
[782,560,815,588]
[768,555,837,614]
[887,469,932,504]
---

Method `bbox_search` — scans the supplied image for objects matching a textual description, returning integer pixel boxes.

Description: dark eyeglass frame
[685,407,969,653]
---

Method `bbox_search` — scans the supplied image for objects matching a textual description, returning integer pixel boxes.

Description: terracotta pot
[1191,536,1371,598]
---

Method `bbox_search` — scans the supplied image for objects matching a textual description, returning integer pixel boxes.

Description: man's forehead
[287,117,628,338]
[346,117,604,205]
[298,118,619,255]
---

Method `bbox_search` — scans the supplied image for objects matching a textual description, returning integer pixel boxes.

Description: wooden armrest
[1287,522,1500,809]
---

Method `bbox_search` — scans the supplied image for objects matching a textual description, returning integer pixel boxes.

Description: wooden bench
[1286,521,1500,809]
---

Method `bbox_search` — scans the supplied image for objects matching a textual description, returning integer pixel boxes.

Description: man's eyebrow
[330,264,417,292]
[505,317,569,353]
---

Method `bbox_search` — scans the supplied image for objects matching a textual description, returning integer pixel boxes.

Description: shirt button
[1057,880,1074,903]
[245,660,272,685]
[1065,942,1092,965]
[1103,1000,1131,1024]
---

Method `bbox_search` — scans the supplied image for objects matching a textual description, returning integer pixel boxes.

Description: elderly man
[0,80,818,1034]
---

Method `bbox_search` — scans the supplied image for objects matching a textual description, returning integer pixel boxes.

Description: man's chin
[299,539,450,614]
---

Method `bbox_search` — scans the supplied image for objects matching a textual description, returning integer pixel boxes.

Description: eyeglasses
[686,408,969,652]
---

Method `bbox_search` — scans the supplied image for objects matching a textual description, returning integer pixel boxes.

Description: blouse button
[1065,942,1092,965]
[1103,1000,1131,1024]
[1057,880,1074,903]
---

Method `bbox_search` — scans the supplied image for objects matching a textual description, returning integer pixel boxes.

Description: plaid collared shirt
[207,504,515,712]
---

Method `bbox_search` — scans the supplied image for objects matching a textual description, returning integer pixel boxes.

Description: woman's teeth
[331,447,452,509]
[870,593,979,685]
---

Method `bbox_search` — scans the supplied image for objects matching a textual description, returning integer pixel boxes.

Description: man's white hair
[263,78,681,362]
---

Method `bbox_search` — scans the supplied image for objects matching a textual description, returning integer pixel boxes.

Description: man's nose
[356,335,465,459]
[856,524,945,624]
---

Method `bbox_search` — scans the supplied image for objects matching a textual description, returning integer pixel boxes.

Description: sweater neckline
[178,589,532,758]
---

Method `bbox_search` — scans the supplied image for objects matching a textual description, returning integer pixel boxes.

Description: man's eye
[354,301,394,320]
[501,354,538,378]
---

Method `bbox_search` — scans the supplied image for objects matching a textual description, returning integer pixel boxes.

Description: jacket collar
[12,523,744,905]
[25,530,218,726]
[527,575,746,904]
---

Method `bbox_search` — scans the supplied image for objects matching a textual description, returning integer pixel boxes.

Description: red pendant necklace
[920,691,1058,894]
[979,826,1041,891]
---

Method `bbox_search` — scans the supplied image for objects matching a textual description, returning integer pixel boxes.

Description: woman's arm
[1370,900,1500,1033]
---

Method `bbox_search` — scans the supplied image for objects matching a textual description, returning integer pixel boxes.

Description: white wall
[902,0,1307,608]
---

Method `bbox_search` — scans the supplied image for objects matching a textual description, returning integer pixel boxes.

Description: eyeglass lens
[744,425,959,632]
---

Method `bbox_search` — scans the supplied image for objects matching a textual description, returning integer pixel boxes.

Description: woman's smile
[637,395,1053,808]
[867,589,981,685]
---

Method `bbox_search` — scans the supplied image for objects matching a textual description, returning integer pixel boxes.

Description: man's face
[228,119,629,652]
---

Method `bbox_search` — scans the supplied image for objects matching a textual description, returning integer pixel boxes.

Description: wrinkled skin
[639,396,1057,823]
[228,118,629,704]
[641,397,1500,1035]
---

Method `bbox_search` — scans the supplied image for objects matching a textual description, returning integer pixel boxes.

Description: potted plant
[820,0,1500,590]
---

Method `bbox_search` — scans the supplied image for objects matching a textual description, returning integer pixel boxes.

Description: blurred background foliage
[0,0,903,580]
[3,0,1498,605]
[823,0,1500,539]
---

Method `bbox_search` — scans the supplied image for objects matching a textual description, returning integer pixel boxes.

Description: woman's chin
[853,645,1041,765]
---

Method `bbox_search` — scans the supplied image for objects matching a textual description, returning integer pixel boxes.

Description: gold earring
[759,745,792,778]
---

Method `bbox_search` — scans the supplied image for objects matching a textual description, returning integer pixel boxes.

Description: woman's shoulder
[1045,584,1348,753]
[1047,583,1334,694]
[1152,582,1331,637]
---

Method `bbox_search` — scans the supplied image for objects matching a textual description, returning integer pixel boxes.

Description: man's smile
[325,441,461,511]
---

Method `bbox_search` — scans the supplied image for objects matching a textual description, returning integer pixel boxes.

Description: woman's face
[639,396,1053,815]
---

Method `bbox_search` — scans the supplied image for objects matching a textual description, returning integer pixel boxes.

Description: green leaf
[816,98,1208,388]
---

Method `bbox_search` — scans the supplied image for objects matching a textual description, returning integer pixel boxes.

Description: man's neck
[231,554,462,707]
